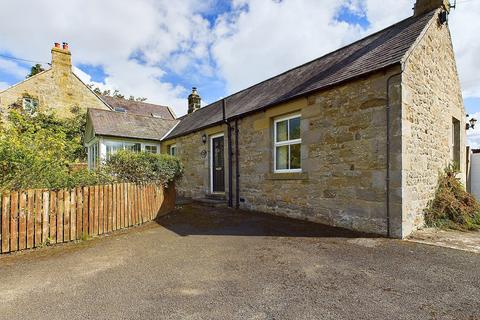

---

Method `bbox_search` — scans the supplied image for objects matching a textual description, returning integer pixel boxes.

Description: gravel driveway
[0,203,479,320]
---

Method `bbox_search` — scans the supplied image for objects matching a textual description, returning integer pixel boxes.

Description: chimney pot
[54,42,60,48]
[62,42,69,50]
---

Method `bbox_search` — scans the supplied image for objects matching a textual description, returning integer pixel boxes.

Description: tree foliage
[87,85,147,102]
[26,64,45,78]
[0,109,108,191]
[0,109,182,191]
[425,165,480,230]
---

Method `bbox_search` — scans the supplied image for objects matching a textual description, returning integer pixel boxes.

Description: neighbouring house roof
[100,95,176,119]
[164,10,436,140]
[88,108,179,141]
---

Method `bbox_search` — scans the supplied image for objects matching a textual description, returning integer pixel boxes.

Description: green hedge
[104,150,183,186]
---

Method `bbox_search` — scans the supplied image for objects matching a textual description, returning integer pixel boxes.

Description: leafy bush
[104,150,183,186]
[0,109,182,192]
[424,165,480,230]
[0,109,108,191]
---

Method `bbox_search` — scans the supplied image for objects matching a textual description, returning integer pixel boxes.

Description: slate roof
[88,108,178,141]
[101,95,175,119]
[164,10,436,140]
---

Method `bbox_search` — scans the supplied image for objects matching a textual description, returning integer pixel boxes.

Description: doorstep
[192,196,227,208]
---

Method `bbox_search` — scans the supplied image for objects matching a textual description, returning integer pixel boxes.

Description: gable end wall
[0,69,109,118]
[399,14,466,237]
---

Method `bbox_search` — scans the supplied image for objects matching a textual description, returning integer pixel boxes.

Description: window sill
[265,172,309,181]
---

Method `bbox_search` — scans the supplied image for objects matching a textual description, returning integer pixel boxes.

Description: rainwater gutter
[235,118,240,209]
[223,99,233,208]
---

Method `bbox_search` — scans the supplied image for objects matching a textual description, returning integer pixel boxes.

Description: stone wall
[163,124,230,199]
[0,47,109,118]
[400,13,466,237]
[160,12,465,238]
[233,68,403,235]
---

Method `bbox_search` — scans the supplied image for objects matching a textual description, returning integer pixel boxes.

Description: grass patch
[425,165,480,231]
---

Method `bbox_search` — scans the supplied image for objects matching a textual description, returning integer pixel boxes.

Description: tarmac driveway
[0,203,479,320]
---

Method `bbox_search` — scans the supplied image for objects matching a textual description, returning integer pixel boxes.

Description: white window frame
[22,97,38,114]
[169,144,177,156]
[87,141,100,170]
[273,113,302,173]
[105,141,141,160]
[144,145,159,154]
[210,133,224,194]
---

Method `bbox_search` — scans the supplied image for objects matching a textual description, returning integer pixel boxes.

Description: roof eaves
[93,133,162,142]
[160,120,181,141]
[165,63,401,140]
[166,105,177,119]
[400,9,438,69]
[164,119,225,140]
[72,72,113,110]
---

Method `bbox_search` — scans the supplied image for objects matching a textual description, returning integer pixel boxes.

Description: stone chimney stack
[51,42,72,71]
[414,0,450,16]
[188,87,201,114]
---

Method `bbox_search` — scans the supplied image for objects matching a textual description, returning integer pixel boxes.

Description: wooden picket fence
[0,182,176,254]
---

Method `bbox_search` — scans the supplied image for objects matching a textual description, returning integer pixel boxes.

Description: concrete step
[193,197,228,208]
[205,193,226,201]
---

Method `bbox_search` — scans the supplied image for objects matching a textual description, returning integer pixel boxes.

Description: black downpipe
[223,99,233,208]
[235,119,240,208]
[386,72,401,237]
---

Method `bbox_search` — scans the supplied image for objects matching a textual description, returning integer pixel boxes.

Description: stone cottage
[160,0,466,238]
[85,106,177,169]
[0,42,179,169]
[0,43,110,118]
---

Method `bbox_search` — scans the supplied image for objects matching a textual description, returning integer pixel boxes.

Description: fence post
[57,190,64,243]
[26,190,35,249]
[34,190,43,247]
[83,187,89,238]
[2,193,10,253]
[70,189,76,241]
[42,191,49,244]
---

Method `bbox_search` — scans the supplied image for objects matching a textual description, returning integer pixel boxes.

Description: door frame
[210,133,225,194]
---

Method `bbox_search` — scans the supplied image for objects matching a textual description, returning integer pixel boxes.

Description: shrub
[424,165,480,231]
[0,109,97,191]
[0,109,183,191]
[104,150,183,186]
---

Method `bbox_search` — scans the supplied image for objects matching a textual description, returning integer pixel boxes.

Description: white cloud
[211,0,365,92]
[210,0,416,94]
[0,0,213,116]
[363,0,411,31]
[0,0,479,119]
[449,1,480,98]
[0,58,29,79]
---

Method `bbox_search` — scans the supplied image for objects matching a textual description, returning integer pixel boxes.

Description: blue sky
[0,0,479,120]
[66,5,367,104]
[0,3,375,107]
